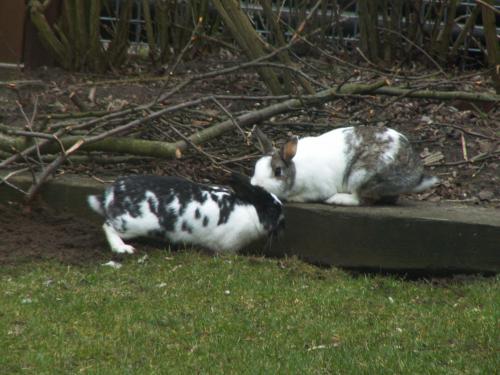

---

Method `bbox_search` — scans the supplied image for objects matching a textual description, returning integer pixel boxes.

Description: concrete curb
[2,174,499,273]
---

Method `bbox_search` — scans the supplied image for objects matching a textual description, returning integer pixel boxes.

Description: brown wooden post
[480,0,500,93]
[0,1,27,64]
[23,0,64,68]
[0,0,63,67]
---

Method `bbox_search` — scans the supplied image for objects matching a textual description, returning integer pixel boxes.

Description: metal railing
[100,0,500,54]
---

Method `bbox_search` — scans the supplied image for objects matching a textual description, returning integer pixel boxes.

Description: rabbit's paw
[103,222,136,254]
[111,244,135,254]
[326,193,361,206]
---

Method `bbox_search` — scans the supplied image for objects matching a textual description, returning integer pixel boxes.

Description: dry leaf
[478,189,494,201]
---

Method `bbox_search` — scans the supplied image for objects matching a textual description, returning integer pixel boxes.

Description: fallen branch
[438,150,500,166]
[0,167,30,195]
[373,87,500,102]
[3,77,500,201]
[1,80,387,162]
[4,79,500,164]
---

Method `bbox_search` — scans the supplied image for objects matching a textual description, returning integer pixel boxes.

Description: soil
[0,53,499,265]
[0,201,107,266]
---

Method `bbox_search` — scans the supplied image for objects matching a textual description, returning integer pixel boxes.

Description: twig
[209,96,246,141]
[438,151,500,166]
[16,98,43,166]
[434,122,498,141]
[378,27,446,76]
[252,62,327,89]
[476,0,500,15]
[69,91,89,112]
[219,153,260,165]
[290,0,323,42]
[0,105,146,168]
[460,132,468,161]
[0,168,30,195]
[355,47,378,68]
[167,123,226,168]
[214,94,295,101]
[155,16,205,100]
[156,35,309,103]
[0,80,47,89]
[0,125,54,140]
[373,86,500,102]
[25,139,84,202]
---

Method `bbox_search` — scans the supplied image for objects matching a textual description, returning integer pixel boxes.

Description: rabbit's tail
[412,175,440,193]
[87,195,105,216]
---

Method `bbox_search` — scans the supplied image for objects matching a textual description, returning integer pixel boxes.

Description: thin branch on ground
[378,27,446,75]
[16,98,44,166]
[0,167,30,195]
[209,96,247,141]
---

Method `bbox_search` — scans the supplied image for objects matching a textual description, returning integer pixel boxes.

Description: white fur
[104,190,115,209]
[376,128,401,163]
[108,196,161,240]
[251,126,434,206]
[173,201,265,251]
[103,222,135,254]
[252,127,352,203]
[412,176,440,193]
[325,193,361,206]
[345,169,369,192]
[252,156,284,197]
[87,195,104,216]
[90,188,272,254]
[164,195,266,252]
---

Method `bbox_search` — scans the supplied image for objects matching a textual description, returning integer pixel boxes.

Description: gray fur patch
[343,126,392,186]
[343,126,424,201]
[270,152,296,193]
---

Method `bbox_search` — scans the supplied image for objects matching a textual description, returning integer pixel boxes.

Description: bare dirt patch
[0,201,108,266]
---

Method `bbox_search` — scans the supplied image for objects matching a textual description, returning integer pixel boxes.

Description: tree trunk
[480,0,500,93]
[211,0,285,95]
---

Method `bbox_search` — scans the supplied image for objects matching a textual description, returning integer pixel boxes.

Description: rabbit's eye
[274,167,282,177]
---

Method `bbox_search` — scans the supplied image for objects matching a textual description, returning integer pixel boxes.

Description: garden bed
[1,173,498,273]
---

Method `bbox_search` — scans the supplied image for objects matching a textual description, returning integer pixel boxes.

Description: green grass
[1,251,498,375]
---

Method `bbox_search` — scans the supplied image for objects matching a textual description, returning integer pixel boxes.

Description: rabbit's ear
[280,136,298,163]
[252,126,274,154]
[228,172,253,196]
[229,172,267,203]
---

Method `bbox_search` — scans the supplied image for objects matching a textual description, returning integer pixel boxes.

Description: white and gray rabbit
[87,173,284,254]
[251,126,439,206]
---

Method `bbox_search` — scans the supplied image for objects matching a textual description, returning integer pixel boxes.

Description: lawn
[1,250,498,374]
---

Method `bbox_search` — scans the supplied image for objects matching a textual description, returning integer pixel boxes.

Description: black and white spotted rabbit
[251,126,439,206]
[88,173,284,254]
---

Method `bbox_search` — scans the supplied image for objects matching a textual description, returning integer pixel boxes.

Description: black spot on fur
[118,218,127,233]
[158,207,177,232]
[181,221,192,233]
[94,174,283,246]
[217,196,234,225]
[147,196,158,214]
[147,229,164,238]
[228,173,284,236]
[101,176,223,233]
